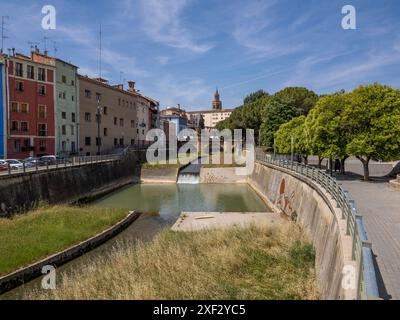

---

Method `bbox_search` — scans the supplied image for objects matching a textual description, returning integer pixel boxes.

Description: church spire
[212,87,222,110]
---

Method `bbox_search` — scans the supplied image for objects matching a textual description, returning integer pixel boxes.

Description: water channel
[2,183,270,299]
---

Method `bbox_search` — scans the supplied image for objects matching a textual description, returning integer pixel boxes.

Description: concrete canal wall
[0,150,147,216]
[140,166,179,184]
[200,167,247,183]
[248,161,355,300]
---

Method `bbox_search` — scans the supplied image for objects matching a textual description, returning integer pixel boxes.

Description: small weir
[177,163,201,184]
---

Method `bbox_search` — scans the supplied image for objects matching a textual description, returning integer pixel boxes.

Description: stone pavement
[340,180,400,300]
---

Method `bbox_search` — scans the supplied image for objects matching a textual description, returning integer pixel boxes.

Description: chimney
[127,80,136,93]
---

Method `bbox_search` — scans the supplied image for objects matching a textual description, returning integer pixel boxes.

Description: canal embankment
[0,205,140,294]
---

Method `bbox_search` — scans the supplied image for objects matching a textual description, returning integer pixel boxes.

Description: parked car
[23,157,40,168]
[5,159,24,170]
[38,155,57,166]
[0,160,8,172]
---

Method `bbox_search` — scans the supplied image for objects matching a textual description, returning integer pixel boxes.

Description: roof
[187,108,235,114]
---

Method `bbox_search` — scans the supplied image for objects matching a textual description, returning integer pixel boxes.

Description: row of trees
[217,84,400,181]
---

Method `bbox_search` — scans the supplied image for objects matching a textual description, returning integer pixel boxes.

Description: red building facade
[5,52,55,159]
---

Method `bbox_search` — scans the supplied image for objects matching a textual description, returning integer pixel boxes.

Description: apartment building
[78,77,159,155]
[0,56,4,158]
[55,58,79,155]
[4,51,56,159]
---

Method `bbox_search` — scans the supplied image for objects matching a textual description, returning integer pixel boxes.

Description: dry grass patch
[27,223,318,300]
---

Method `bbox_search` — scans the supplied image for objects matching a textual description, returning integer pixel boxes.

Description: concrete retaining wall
[248,162,355,300]
[140,166,179,184]
[200,167,247,183]
[0,150,147,216]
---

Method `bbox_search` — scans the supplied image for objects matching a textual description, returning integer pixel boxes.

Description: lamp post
[96,98,102,155]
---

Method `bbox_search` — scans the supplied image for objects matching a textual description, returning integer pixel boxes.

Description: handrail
[255,150,380,300]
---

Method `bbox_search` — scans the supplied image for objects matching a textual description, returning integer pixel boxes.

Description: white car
[5,159,24,170]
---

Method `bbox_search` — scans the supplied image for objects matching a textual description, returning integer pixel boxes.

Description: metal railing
[255,150,380,300]
[0,154,123,177]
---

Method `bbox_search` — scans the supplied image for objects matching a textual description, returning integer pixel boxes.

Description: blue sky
[1,0,400,110]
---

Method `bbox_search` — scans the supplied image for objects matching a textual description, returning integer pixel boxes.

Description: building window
[20,122,28,132]
[62,112,66,119]
[62,92,66,99]
[71,113,76,123]
[38,105,47,119]
[13,140,21,152]
[27,65,34,79]
[85,137,91,146]
[137,129,139,134]
[11,121,18,131]
[20,103,29,113]
[71,125,74,135]
[104,128,108,136]
[142,129,145,135]
[71,141,76,152]
[96,93,101,102]
[114,138,118,146]
[38,123,47,136]
[96,137,102,146]
[15,63,23,77]
[114,117,117,125]
[71,95,74,101]
[103,106,108,115]
[38,85,46,95]
[39,140,47,151]
[120,118,124,127]
[38,68,46,81]
[62,125,66,135]
[118,98,121,106]
[15,81,24,92]
[11,102,19,112]
[85,89,91,98]
[85,113,91,122]
[131,139,134,145]
[61,141,66,152]
[71,80,75,86]
[62,75,66,83]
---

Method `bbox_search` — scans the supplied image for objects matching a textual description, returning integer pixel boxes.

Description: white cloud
[139,0,213,54]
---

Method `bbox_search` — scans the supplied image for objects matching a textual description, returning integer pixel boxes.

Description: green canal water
[93,183,270,222]
[1,183,270,299]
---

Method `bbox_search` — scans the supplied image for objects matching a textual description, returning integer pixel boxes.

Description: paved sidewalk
[341,180,400,300]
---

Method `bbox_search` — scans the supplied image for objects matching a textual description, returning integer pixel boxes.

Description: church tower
[212,88,222,110]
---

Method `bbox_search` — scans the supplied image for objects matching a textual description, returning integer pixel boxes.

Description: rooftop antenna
[43,36,50,53]
[1,16,9,54]
[52,40,58,58]
[28,41,40,52]
[99,23,102,79]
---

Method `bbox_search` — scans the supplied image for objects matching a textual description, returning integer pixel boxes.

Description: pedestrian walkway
[341,180,400,300]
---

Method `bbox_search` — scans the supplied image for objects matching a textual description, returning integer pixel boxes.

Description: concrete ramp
[171,212,283,232]
[140,166,179,184]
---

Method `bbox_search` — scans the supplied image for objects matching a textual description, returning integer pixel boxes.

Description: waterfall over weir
[177,162,201,184]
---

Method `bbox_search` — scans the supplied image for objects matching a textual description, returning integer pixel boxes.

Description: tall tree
[275,115,310,163]
[275,87,318,116]
[260,96,298,149]
[305,93,350,173]
[344,84,400,181]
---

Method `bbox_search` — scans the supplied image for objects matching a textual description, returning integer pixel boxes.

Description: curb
[0,211,141,295]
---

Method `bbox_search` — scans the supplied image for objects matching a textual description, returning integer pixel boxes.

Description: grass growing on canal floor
[0,205,128,276]
[28,223,318,300]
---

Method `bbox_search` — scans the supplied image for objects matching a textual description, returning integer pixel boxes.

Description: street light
[96,98,102,155]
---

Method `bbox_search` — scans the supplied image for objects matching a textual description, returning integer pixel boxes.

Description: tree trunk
[318,156,323,169]
[357,156,370,181]
[303,155,308,166]
[340,157,347,175]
